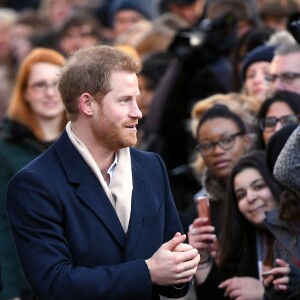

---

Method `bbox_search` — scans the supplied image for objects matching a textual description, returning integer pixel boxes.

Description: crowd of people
[0,0,300,299]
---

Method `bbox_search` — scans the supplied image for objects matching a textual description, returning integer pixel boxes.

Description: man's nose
[130,100,142,119]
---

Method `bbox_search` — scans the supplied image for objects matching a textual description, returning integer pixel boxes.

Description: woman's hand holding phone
[188,218,216,260]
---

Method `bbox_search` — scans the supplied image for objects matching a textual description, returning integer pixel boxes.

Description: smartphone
[195,195,211,226]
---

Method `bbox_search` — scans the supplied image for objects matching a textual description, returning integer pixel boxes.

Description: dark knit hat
[109,0,154,25]
[266,123,298,173]
[241,44,275,81]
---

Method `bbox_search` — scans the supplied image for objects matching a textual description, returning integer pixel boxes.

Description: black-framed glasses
[28,81,58,93]
[265,72,300,85]
[195,132,243,156]
[260,114,300,131]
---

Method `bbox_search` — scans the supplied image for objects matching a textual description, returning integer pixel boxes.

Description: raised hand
[188,217,217,260]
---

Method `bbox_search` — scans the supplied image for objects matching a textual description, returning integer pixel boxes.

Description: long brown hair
[7,47,67,140]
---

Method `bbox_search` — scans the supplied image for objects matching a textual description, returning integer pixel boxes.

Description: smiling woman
[186,103,251,236]
[189,150,283,300]
[0,47,67,300]
[185,104,251,297]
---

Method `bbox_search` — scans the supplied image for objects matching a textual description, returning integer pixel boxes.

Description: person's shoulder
[15,143,56,174]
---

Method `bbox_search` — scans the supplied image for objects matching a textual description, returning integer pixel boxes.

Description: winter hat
[273,125,300,191]
[266,123,298,173]
[109,0,155,25]
[241,44,275,81]
[205,0,261,25]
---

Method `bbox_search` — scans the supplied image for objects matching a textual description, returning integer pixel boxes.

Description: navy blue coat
[6,131,189,300]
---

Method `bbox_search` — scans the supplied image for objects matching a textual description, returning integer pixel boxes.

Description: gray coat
[274,125,300,192]
[263,209,300,300]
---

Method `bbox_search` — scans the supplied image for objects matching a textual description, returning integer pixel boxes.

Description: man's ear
[79,93,94,116]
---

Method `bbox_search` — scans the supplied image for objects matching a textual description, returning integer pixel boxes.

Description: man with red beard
[5,45,199,300]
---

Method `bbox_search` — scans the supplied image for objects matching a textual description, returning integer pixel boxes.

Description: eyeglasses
[28,81,58,93]
[260,114,300,131]
[265,72,300,85]
[195,132,243,156]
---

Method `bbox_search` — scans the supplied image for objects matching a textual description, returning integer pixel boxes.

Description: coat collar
[54,131,146,251]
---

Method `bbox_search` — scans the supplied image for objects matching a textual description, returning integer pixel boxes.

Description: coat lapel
[54,131,127,248]
[125,152,146,256]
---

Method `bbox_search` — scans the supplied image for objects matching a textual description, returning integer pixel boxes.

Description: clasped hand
[146,232,200,286]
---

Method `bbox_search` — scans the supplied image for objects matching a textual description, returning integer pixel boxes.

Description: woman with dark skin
[185,104,251,300]
[186,104,250,240]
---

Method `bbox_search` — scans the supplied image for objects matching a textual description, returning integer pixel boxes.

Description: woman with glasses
[189,151,282,300]
[255,90,300,150]
[178,93,259,234]
[194,104,250,179]
[0,48,67,300]
[185,104,250,286]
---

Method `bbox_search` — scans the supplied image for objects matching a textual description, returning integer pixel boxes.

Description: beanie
[109,0,154,25]
[266,123,298,173]
[241,44,275,81]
